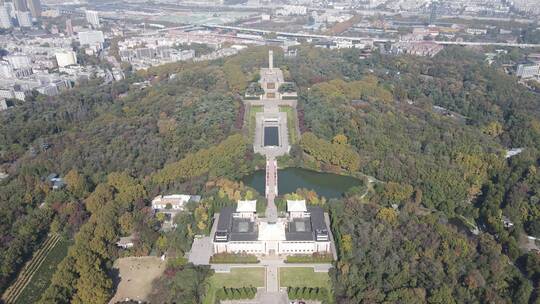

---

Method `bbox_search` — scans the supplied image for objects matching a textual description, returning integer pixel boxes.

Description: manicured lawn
[280,267,330,288]
[279,106,297,144]
[15,238,72,304]
[204,267,265,304]
[280,268,333,303]
[210,253,259,263]
[248,105,263,141]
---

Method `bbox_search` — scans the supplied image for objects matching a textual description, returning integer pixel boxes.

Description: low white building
[55,51,77,67]
[517,64,540,79]
[151,194,200,211]
[0,98,8,111]
[236,200,257,219]
[0,61,14,78]
[116,235,135,249]
[5,55,32,70]
[276,5,307,16]
[213,200,332,256]
[78,30,104,47]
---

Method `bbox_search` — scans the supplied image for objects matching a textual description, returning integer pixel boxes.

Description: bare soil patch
[109,256,166,304]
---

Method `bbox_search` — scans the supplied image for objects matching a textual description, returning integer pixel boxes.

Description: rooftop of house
[117,235,135,244]
[151,194,201,207]
[237,200,257,213]
[287,200,307,212]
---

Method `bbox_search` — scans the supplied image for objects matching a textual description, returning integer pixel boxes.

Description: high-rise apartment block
[16,10,31,27]
[66,18,73,36]
[27,0,41,18]
[85,10,100,27]
[0,5,11,29]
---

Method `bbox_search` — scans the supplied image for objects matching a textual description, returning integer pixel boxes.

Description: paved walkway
[265,157,278,222]
[256,291,288,304]
[266,266,279,292]
[188,214,218,265]
[211,262,332,272]
[324,213,338,261]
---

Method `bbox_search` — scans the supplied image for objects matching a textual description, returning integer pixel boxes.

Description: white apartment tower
[0,5,11,29]
[27,0,41,18]
[85,10,100,27]
[16,10,31,27]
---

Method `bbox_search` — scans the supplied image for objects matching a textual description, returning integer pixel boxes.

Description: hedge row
[209,253,259,264]
[215,286,257,302]
[285,253,333,263]
[287,286,329,303]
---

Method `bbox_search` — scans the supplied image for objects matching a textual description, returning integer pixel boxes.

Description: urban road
[200,24,540,48]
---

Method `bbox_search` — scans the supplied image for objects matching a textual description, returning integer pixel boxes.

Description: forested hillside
[0,59,245,297]
[284,46,540,303]
[1,45,540,303]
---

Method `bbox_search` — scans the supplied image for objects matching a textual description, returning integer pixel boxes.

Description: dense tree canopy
[1,44,540,303]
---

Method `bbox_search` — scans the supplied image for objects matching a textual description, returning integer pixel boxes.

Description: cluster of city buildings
[0,30,122,107]
[116,30,261,69]
[391,41,444,57]
[0,5,129,110]
[117,35,201,69]
[360,0,533,16]
[510,0,540,15]
[0,0,41,29]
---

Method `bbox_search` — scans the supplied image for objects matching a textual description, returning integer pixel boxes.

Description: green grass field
[15,238,72,304]
[204,267,265,304]
[248,105,263,141]
[280,267,333,303]
[280,267,330,288]
[278,106,297,144]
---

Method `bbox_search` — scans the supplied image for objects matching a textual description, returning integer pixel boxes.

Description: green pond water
[242,167,361,199]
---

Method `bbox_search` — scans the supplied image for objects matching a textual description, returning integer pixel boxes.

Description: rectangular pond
[264,126,279,146]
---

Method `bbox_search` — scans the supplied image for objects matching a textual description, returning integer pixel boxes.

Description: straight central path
[255,264,288,304]
[266,265,279,292]
[265,157,278,222]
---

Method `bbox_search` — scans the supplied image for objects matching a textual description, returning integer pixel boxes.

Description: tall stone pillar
[269,50,273,69]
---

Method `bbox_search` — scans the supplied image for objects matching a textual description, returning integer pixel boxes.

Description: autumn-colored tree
[300,132,360,171]
[85,183,114,214]
[119,212,134,235]
[332,134,348,145]
[376,207,398,224]
[341,234,353,255]
[382,182,414,204]
[482,121,503,137]
[64,169,88,198]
